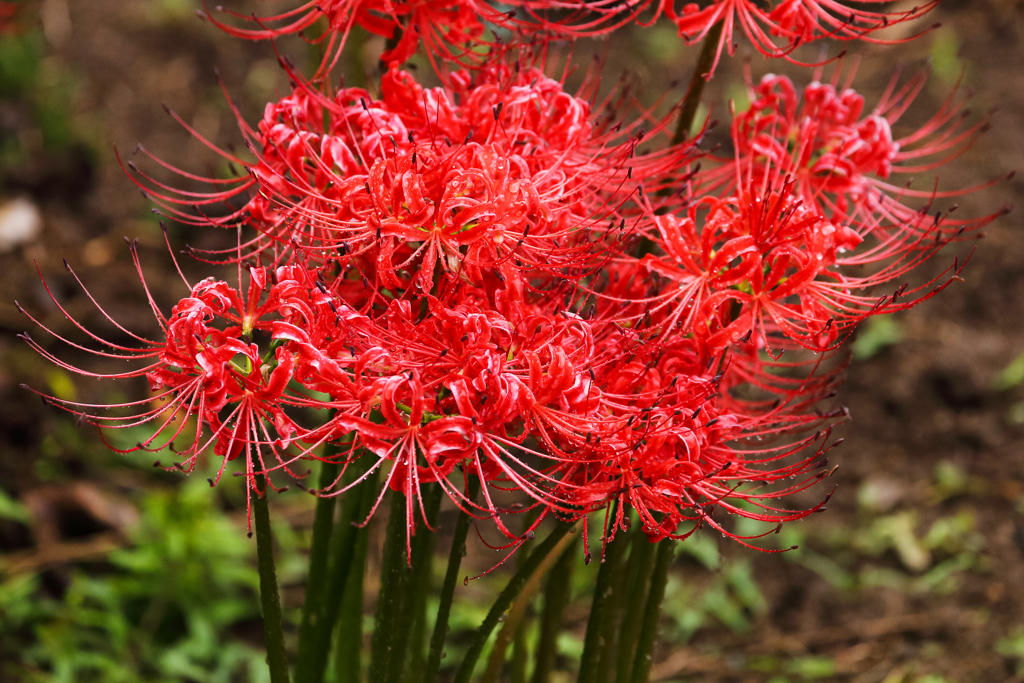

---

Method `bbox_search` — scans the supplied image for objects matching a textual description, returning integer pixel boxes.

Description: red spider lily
[23,5,1002,562]
[17,251,390,530]
[111,65,846,553]
[200,0,514,77]
[636,169,994,355]
[664,0,938,77]
[707,69,1007,228]
[123,57,692,289]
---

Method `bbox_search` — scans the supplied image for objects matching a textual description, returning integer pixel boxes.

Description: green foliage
[929,26,963,87]
[996,627,1024,675]
[0,488,31,524]
[0,23,97,180]
[662,534,768,642]
[784,656,835,680]
[0,477,272,683]
[852,316,904,360]
[995,349,1024,391]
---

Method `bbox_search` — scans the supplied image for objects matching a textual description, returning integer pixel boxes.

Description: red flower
[18,256,379,530]
[711,71,1005,226]
[125,57,692,288]
[664,0,937,77]
[639,171,990,354]
[201,0,513,75]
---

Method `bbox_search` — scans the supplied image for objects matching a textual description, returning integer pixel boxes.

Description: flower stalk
[332,462,380,683]
[424,477,480,683]
[369,491,414,683]
[300,454,377,683]
[296,459,342,683]
[578,522,628,683]
[480,529,579,683]
[615,528,656,683]
[629,541,676,683]
[531,536,578,683]
[673,20,724,146]
[252,474,290,683]
[453,520,575,683]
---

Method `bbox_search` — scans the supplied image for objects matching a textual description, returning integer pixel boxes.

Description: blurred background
[1,1,1023,681]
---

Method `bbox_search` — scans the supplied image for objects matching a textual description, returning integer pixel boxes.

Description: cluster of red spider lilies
[21,0,1006,681]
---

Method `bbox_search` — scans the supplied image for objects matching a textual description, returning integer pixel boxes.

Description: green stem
[332,464,379,683]
[343,23,367,89]
[511,620,529,683]
[406,589,429,683]
[614,530,656,683]
[672,21,724,146]
[296,460,341,683]
[452,520,575,683]
[531,538,578,683]
[369,491,412,683]
[577,525,627,683]
[300,455,375,683]
[512,508,541,683]
[629,542,675,683]
[424,477,480,683]
[390,485,444,683]
[252,474,291,683]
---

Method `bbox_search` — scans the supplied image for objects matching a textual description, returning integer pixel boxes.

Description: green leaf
[995,349,1024,390]
[852,316,904,360]
[0,488,30,523]
[784,656,835,679]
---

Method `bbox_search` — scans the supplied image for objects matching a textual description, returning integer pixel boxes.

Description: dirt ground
[1,1,1024,682]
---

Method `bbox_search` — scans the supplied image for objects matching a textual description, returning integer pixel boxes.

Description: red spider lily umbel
[664,0,938,77]
[22,24,1004,558]
[707,68,1008,223]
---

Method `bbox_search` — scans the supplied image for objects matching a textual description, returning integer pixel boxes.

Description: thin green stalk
[614,530,656,683]
[452,520,575,683]
[597,525,634,683]
[480,528,579,683]
[389,485,444,683]
[307,14,329,74]
[346,25,368,89]
[672,21,725,146]
[577,526,627,683]
[406,589,428,683]
[296,460,341,683]
[531,537,578,683]
[332,464,379,683]
[369,491,411,683]
[299,455,374,683]
[424,477,480,683]
[252,474,291,683]
[512,509,541,683]
[629,542,675,683]
[511,619,529,683]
